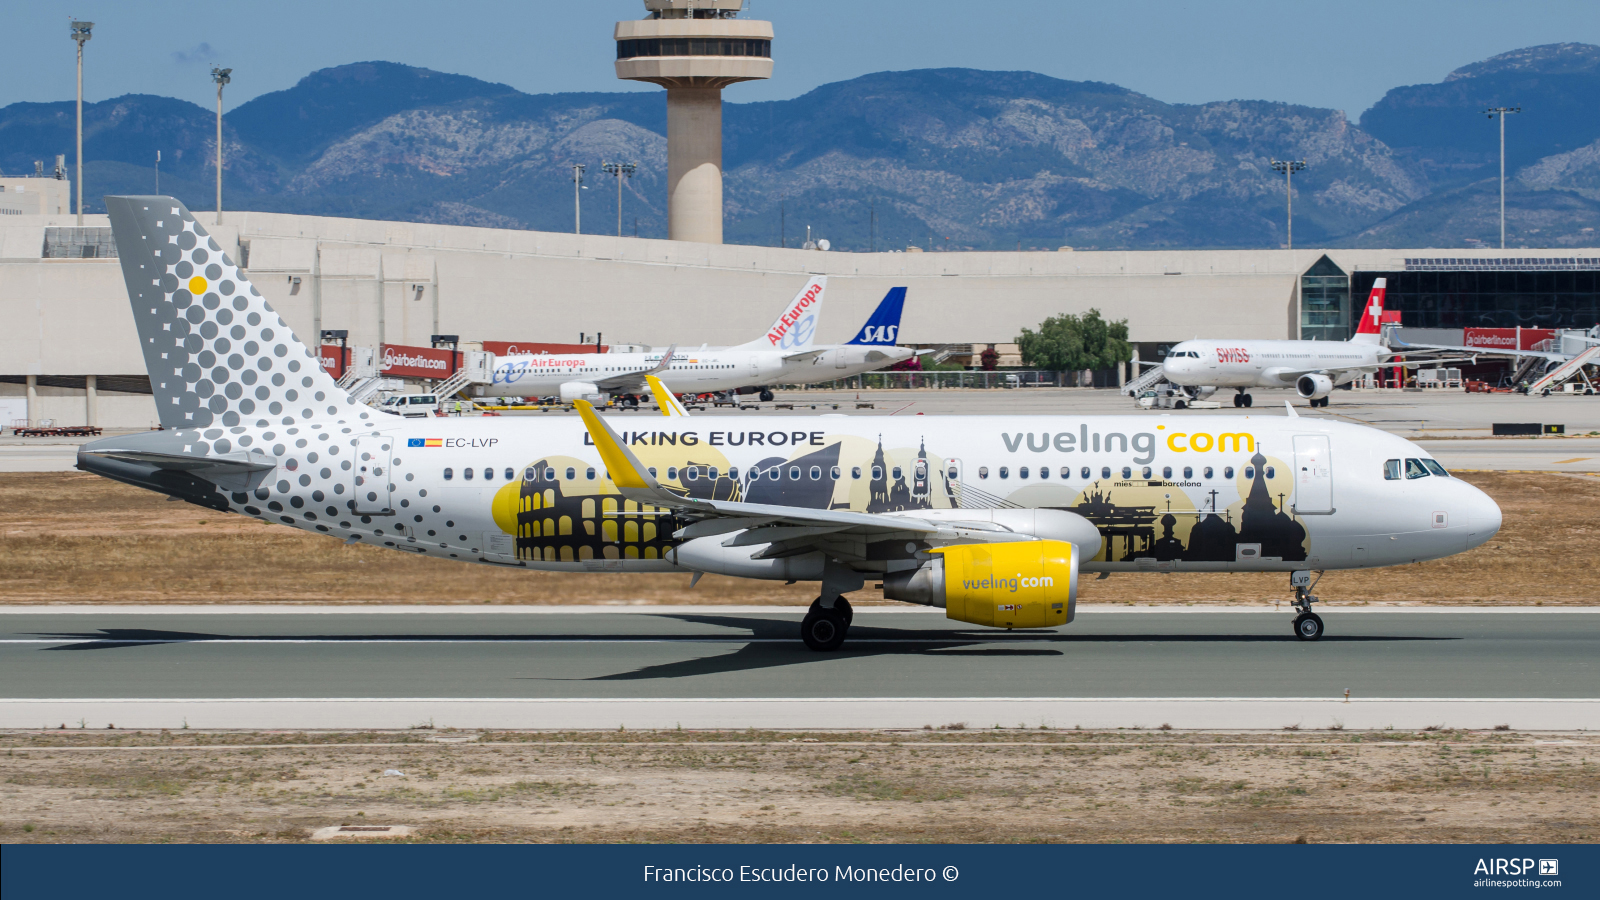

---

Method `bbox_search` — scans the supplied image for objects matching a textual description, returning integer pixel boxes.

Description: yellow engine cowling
[883,540,1079,629]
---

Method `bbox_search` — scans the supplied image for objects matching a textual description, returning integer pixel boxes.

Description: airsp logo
[859,324,898,343]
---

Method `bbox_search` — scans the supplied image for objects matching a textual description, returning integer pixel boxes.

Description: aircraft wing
[1392,339,1566,362]
[1264,356,1480,381]
[572,401,1038,558]
[781,348,828,363]
[592,344,676,393]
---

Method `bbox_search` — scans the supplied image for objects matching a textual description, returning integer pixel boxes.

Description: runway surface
[3,607,1595,730]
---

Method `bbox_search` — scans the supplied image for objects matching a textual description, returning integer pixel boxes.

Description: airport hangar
[2,202,1598,429]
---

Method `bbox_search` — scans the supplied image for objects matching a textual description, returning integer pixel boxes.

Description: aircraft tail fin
[105,196,364,430]
[846,287,907,345]
[1353,277,1387,344]
[734,275,826,351]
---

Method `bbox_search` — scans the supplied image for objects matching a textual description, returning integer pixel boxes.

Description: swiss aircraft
[1159,279,1464,407]
[81,197,1502,650]
[475,282,914,404]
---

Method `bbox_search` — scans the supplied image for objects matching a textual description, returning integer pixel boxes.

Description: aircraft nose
[1460,480,1502,550]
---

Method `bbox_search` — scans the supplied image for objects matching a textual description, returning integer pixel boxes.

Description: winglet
[646,375,691,417]
[644,343,678,378]
[1285,401,1299,418]
[574,400,659,490]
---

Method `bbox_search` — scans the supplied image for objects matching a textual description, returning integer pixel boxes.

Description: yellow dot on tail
[188,276,207,295]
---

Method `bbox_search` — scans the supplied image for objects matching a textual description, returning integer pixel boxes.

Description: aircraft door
[1291,435,1333,514]
[835,348,847,368]
[943,458,964,508]
[352,435,395,516]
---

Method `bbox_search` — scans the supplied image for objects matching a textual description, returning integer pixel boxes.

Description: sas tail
[105,196,359,429]
[1353,277,1387,344]
[734,275,826,351]
[846,287,907,345]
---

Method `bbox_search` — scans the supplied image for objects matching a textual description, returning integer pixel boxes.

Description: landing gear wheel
[759,389,774,402]
[1233,394,1243,408]
[801,607,847,651]
[1293,613,1325,641]
[809,597,853,627]
[1242,394,1253,408]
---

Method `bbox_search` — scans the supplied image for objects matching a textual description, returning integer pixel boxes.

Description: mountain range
[3,43,1598,250]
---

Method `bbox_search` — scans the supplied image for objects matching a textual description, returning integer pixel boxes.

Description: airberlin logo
[768,284,824,348]
[382,348,450,371]
[1217,347,1250,363]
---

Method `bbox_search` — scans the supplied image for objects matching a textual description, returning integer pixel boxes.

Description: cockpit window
[1384,459,1402,481]
[1422,459,1450,477]
[1404,458,1430,479]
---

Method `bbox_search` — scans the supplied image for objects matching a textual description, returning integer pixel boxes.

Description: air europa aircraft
[82,197,1501,650]
[474,282,914,404]
[1159,279,1463,408]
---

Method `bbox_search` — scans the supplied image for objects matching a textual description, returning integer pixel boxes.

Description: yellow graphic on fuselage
[488,435,1308,567]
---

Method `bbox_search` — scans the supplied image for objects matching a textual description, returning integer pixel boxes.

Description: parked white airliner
[81,197,1500,650]
[474,280,914,404]
[1160,279,1451,407]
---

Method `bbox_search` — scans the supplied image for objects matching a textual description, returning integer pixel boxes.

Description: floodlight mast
[1270,159,1307,250]
[602,161,639,237]
[1484,107,1520,249]
[571,164,587,234]
[70,19,93,226]
[211,67,232,225]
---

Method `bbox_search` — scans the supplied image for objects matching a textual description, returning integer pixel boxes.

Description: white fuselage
[91,412,1498,578]
[1162,339,1393,390]
[476,345,913,398]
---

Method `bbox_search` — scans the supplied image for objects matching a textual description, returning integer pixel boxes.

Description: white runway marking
[3,696,1595,731]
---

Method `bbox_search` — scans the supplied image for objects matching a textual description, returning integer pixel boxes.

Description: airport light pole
[70,19,93,225]
[571,164,586,234]
[1483,107,1520,249]
[601,161,637,238]
[1270,159,1306,250]
[211,67,231,224]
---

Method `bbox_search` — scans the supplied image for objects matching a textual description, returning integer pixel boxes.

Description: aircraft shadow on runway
[544,613,1458,683]
[29,616,1455,686]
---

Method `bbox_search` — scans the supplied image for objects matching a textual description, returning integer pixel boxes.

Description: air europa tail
[846,287,907,345]
[1353,277,1387,344]
[735,275,826,351]
[105,196,358,429]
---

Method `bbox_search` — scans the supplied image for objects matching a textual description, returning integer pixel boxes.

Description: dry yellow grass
[0,471,1594,606]
[1,729,1595,844]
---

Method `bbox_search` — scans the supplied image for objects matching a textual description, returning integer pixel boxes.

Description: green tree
[1016,309,1131,372]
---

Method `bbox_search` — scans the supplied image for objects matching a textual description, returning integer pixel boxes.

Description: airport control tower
[615,0,772,244]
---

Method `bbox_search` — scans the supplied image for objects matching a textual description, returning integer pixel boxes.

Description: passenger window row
[974,465,1241,481]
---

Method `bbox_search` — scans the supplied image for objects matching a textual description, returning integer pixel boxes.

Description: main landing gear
[1308,396,1331,408]
[1289,570,1324,641]
[759,388,775,402]
[1232,391,1253,408]
[801,597,853,651]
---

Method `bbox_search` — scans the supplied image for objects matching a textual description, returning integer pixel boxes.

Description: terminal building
[3,202,1597,428]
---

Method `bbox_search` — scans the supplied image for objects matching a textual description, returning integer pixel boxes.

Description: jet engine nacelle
[558,381,607,404]
[1192,385,1218,400]
[1296,373,1333,401]
[883,540,1080,629]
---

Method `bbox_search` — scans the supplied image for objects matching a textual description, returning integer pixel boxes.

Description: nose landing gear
[1289,570,1324,640]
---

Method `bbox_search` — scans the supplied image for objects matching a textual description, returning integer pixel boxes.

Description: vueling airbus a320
[81,197,1501,649]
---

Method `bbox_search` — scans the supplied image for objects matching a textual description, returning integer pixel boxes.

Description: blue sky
[4,0,1597,117]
